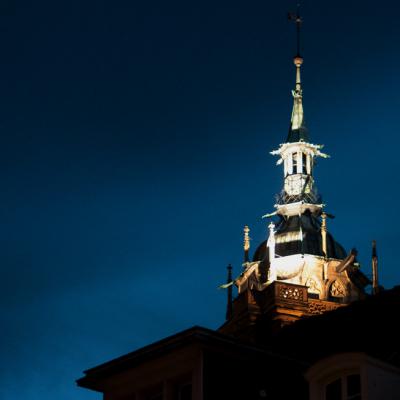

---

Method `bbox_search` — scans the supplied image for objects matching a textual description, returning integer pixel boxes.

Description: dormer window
[325,374,361,400]
[305,353,381,400]
[325,378,341,400]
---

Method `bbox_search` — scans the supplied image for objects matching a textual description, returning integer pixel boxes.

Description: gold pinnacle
[244,225,250,251]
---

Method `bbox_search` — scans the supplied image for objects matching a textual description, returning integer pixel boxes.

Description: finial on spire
[288,3,303,58]
[287,4,308,143]
[243,225,250,262]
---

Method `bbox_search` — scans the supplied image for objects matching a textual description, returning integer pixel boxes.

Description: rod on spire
[288,4,303,57]
[288,4,304,89]
[287,4,308,142]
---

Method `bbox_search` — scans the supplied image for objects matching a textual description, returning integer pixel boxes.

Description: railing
[275,190,322,205]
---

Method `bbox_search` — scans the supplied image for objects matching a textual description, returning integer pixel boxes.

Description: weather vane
[288,4,303,57]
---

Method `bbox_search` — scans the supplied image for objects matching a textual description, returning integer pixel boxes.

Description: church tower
[77,11,400,400]
[220,10,370,339]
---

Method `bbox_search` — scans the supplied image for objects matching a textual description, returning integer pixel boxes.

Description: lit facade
[220,48,370,338]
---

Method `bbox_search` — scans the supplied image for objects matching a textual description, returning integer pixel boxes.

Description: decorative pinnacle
[243,225,250,262]
[372,240,377,259]
[321,212,327,230]
[294,56,303,67]
[243,225,250,251]
[372,240,379,295]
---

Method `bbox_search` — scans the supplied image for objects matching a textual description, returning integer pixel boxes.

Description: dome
[253,212,346,261]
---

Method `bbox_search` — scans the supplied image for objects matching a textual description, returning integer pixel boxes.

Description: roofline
[77,325,297,391]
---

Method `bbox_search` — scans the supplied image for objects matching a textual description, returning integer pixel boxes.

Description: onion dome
[253,212,347,262]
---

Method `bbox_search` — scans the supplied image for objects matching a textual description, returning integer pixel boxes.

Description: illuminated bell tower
[220,10,370,338]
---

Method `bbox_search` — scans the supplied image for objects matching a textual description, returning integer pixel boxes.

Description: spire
[287,6,308,143]
[243,225,250,262]
[267,221,276,262]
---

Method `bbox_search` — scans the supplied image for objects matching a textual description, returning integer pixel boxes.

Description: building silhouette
[77,12,400,400]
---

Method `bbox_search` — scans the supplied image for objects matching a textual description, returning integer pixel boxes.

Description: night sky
[2,1,400,399]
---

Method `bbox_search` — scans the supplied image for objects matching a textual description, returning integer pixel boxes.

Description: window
[326,378,341,400]
[347,374,361,400]
[144,384,163,400]
[324,374,361,400]
[302,153,307,174]
[292,153,298,174]
[178,383,192,400]
[173,380,192,400]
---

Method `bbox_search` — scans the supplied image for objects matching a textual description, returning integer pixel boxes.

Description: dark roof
[253,213,347,261]
[286,125,309,143]
[272,286,400,368]
[76,325,303,392]
[77,288,400,398]
[253,241,270,263]
[77,326,222,390]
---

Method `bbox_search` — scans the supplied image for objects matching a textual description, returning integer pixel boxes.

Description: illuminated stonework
[329,280,346,298]
[233,49,369,317]
[279,285,303,301]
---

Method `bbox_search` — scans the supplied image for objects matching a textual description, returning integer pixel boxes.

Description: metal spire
[288,4,303,58]
[287,5,308,142]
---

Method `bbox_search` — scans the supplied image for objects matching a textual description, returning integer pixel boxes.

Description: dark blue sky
[2,1,400,399]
